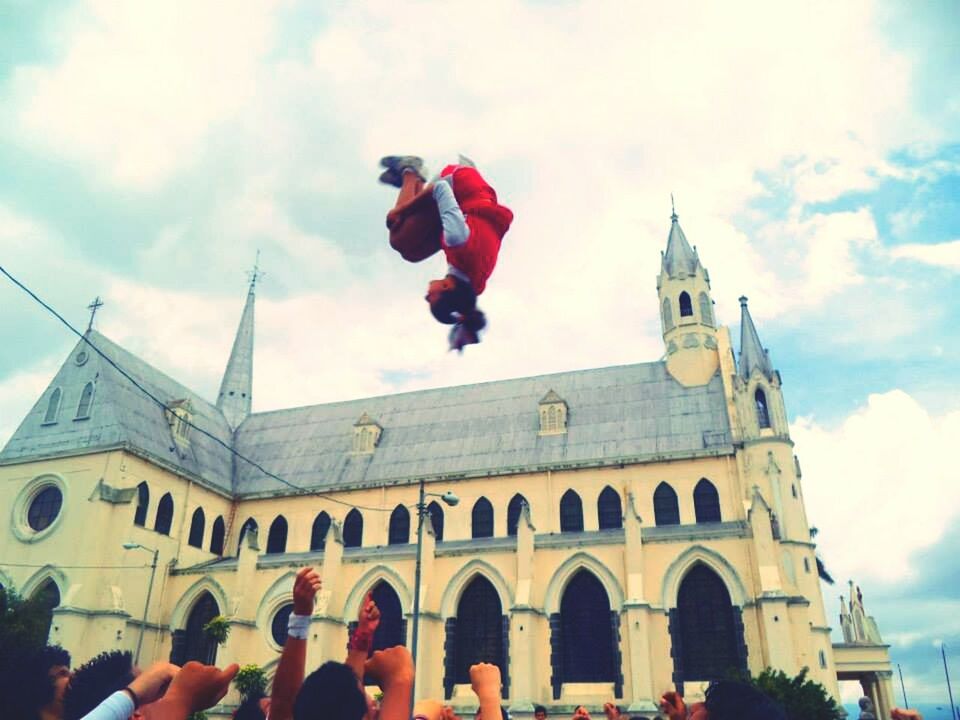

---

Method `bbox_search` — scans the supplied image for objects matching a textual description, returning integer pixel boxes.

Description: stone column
[623,493,657,713]
[509,501,537,714]
[413,518,438,700]
[313,521,346,670]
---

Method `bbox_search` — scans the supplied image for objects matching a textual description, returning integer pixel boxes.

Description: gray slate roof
[662,214,700,278]
[2,332,734,497]
[0,332,234,492]
[737,296,775,379]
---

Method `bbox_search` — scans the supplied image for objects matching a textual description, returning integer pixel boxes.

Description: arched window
[75,382,95,419]
[427,501,444,542]
[388,505,411,545]
[472,498,494,539]
[674,565,741,680]
[699,292,714,327]
[210,516,225,555]
[694,479,721,523]
[558,571,616,682]
[311,512,331,551]
[134,482,149,527]
[32,579,60,643]
[266,516,288,554]
[755,388,771,429]
[182,592,220,665]
[369,582,405,653]
[653,482,680,526]
[154,493,174,535]
[662,298,675,332]
[507,494,527,537]
[452,576,505,684]
[597,487,622,530]
[237,517,258,554]
[343,509,363,548]
[43,388,62,424]
[271,603,294,647]
[187,508,205,548]
[560,490,584,532]
[679,291,693,317]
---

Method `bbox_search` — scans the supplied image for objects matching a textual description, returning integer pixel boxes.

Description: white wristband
[287,613,311,639]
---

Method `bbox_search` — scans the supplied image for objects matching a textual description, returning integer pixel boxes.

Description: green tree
[747,667,840,720]
[0,585,54,660]
[234,664,268,701]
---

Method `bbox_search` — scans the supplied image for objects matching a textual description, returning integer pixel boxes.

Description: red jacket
[439,165,513,295]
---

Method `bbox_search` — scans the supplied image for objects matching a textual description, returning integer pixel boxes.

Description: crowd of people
[2,567,924,720]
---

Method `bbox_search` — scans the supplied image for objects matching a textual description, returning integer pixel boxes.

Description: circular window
[75,351,89,366]
[28,487,63,531]
[270,603,294,647]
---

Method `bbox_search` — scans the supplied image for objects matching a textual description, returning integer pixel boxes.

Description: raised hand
[292,567,321,615]
[659,691,686,720]
[358,591,381,635]
[572,706,592,720]
[127,661,179,706]
[892,710,923,720]
[162,661,240,714]
[469,663,502,702]
[364,646,415,691]
[602,702,621,720]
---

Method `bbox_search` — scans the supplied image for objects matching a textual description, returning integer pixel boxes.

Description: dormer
[165,399,193,446]
[538,390,568,435]
[352,412,382,454]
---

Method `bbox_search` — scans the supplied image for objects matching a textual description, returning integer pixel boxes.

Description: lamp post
[409,480,459,715]
[123,542,159,665]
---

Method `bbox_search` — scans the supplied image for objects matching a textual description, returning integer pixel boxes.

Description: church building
[0,212,894,715]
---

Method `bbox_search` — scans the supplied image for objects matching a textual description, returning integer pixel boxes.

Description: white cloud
[793,390,960,582]
[0,362,61,448]
[7,0,281,189]
[889,239,960,271]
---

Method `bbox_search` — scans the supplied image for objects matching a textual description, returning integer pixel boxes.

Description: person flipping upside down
[380,154,514,352]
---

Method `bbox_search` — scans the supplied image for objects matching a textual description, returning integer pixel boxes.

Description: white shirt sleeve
[80,690,135,720]
[432,180,470,247]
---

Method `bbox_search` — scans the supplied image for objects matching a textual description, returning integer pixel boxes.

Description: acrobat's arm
[432,180,470,247]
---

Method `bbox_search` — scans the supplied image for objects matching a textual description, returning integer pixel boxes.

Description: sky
[1,0,958,708]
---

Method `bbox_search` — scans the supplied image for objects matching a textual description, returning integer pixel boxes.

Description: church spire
[661,202,699,278]
[217,257,261,428]
[738,296,774,380]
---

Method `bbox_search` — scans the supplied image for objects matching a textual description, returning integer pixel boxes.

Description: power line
[1,562,149,570]
[0,264,393,513]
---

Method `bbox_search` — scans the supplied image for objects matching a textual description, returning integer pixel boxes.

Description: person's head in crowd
[62,651,136,720]
[2,644,72,720]
[233,691,267,720]
[534,706,548,720]
[702,680,786,720]
[293,661,369,720]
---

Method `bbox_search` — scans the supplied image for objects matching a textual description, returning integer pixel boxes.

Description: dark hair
[429,275,485,332]
[534,706,547,715]
[234,692,267,720]
[293,661,367,720]
[704,680,787,720]
[1,645,72,720]
[62,651,135,720]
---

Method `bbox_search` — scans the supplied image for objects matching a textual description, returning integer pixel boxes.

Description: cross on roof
[86,296,104,332]
[246,249,265,290]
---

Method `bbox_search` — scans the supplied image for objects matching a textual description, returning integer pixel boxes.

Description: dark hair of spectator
[704,680,788,720]
[234,692,267,720]
[0,644,72,720]
[534,705,547,715]
[62,651,135,720]
[293,661,367,720]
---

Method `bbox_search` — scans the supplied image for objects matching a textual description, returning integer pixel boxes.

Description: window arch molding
[12,474,68,544]
[342,564,413,622]
[155,493,174,535]
[255,570,300,649]
[21,564,69,601]
[679,291,693,317]
[559,489,584,532]
[471,497,494,539]
[133,482,149,527]
[660,545,748,610]
[754,385,772,429]
[75,382,95,419]
[266,515,288,554]
[439,559,514,619]
[43,388,62,424]
[187,508,205,549]
[388,505,411,545]
[543,551,625,616]
[169,576,230,630]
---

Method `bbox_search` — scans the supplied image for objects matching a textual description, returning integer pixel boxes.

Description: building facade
[0,214,893,715]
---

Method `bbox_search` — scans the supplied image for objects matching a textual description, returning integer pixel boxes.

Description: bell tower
[657,205,719,386]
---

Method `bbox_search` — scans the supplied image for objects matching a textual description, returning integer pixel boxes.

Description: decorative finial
[246,250,264,291]
[670,193,678,222]
[86,296,104,332]
[739,295,749,307]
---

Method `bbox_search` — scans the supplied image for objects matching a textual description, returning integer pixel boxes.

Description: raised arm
[269,567,321,720]
[469,663,502,720]
[346,591,381,680]
[364,646,415,720]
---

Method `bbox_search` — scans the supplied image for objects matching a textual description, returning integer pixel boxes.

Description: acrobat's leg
[386,170,442,263]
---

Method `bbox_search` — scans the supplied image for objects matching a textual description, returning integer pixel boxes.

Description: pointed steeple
[738,296,774,380]
[217,260,260,428]
[661,203,699,278]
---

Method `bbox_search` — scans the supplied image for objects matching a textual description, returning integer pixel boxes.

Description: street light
[123,541,159,665]
[409,481,459,714]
